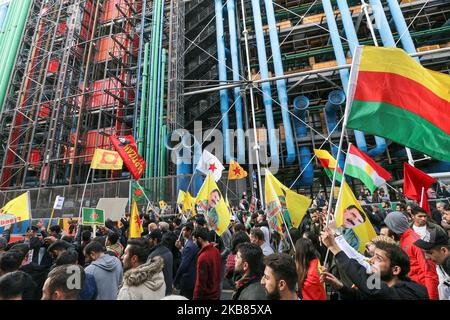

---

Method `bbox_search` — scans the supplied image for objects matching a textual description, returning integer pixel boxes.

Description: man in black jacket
[320,227,429,300]
[147,229,173,296]
[232,242,266,300]
[174,223,198,299]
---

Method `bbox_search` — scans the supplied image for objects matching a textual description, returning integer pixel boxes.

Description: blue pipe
[369,0,395,47]
[325,90,346,171]
[250,0,279,168]
[165,133,192,194]
[336,0,359,57]
[226,0,245,164]
[192,140,204,195]
[322,0,350,90]
[215,0,231,163]
[293,96,313,186]
[263,0,296,165]
[386,0,415,53]
[154,1,165,177]
[0,3,8,32]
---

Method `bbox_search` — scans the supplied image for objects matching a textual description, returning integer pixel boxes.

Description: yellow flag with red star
[129,200,143,238]
[228,160,248,180]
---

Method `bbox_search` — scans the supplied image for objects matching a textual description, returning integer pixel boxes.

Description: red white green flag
[345,144,392,193]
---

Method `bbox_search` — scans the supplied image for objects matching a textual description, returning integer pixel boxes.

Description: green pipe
[138,42,150,156]
[157,48,166,177]
[146,0,163,179]
[145,0,161,178]
[0,0,31,111]
[159,124,167,199]
[0,0,17,53]
[0,0,19,66]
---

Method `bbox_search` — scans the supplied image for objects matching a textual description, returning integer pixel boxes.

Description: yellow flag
[285,189,312,228]
[177,190,185,205]
[335,181,377,253]
[266,171,312,229]
[0,192,31,227]
[91,148,123,170]
[194,174,230,236]
[183,191,195,216]
[129,200,143,238]
[264,171,285,238]
[159,200,167,209]
[228,160,248,180]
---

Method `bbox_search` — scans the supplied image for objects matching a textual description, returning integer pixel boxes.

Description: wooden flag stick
[78,167,92,220]
[47,208,55,232]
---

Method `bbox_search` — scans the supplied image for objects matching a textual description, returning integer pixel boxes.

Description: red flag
[110,135,146,180]
[403,163,436,214]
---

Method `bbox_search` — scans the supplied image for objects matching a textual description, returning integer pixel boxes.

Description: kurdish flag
[314,149,343,182]
[345,144,392,193]
[346,46,450,162]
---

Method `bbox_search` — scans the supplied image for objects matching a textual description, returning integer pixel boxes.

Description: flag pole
[325,46,362,227]
[323,143,351,265]
[78,167,92,220]
[279,210,296,253]
[135,180,158,213]
[47,207,56,232]
[420,187,425,207]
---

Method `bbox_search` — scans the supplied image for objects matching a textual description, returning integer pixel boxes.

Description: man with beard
[232,243,266,300]
[192,227,222,300]
[261,253,298,300]
[118,239,166,300]
[320,227,429,300]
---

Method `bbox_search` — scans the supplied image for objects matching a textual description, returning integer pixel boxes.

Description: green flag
[131,181,150,201]
[82,208,105,226]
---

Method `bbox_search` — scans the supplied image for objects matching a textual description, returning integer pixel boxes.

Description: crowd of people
[0,190,449,301]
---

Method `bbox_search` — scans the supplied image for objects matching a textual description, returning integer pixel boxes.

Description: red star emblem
[91,212,98,220]
[134,189,143,197]
[208,163,217,172]
[233,167,241,176]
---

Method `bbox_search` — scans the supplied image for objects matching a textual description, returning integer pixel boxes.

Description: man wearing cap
[414,227,450,300]
[147,229,173,296]
[384,211,439,299]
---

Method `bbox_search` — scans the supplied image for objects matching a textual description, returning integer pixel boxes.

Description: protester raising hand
[320,271,344,290]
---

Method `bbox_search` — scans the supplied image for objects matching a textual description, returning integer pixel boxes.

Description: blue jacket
[79,273,98,300]
[173,239,199,292]
[85,254,123,300]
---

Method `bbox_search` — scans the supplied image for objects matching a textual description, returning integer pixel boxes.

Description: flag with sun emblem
[90,149,123,170]
[82,208,105,226]
[228,160,248,180]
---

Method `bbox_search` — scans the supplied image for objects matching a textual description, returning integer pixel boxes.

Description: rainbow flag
[346,46,450,162]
